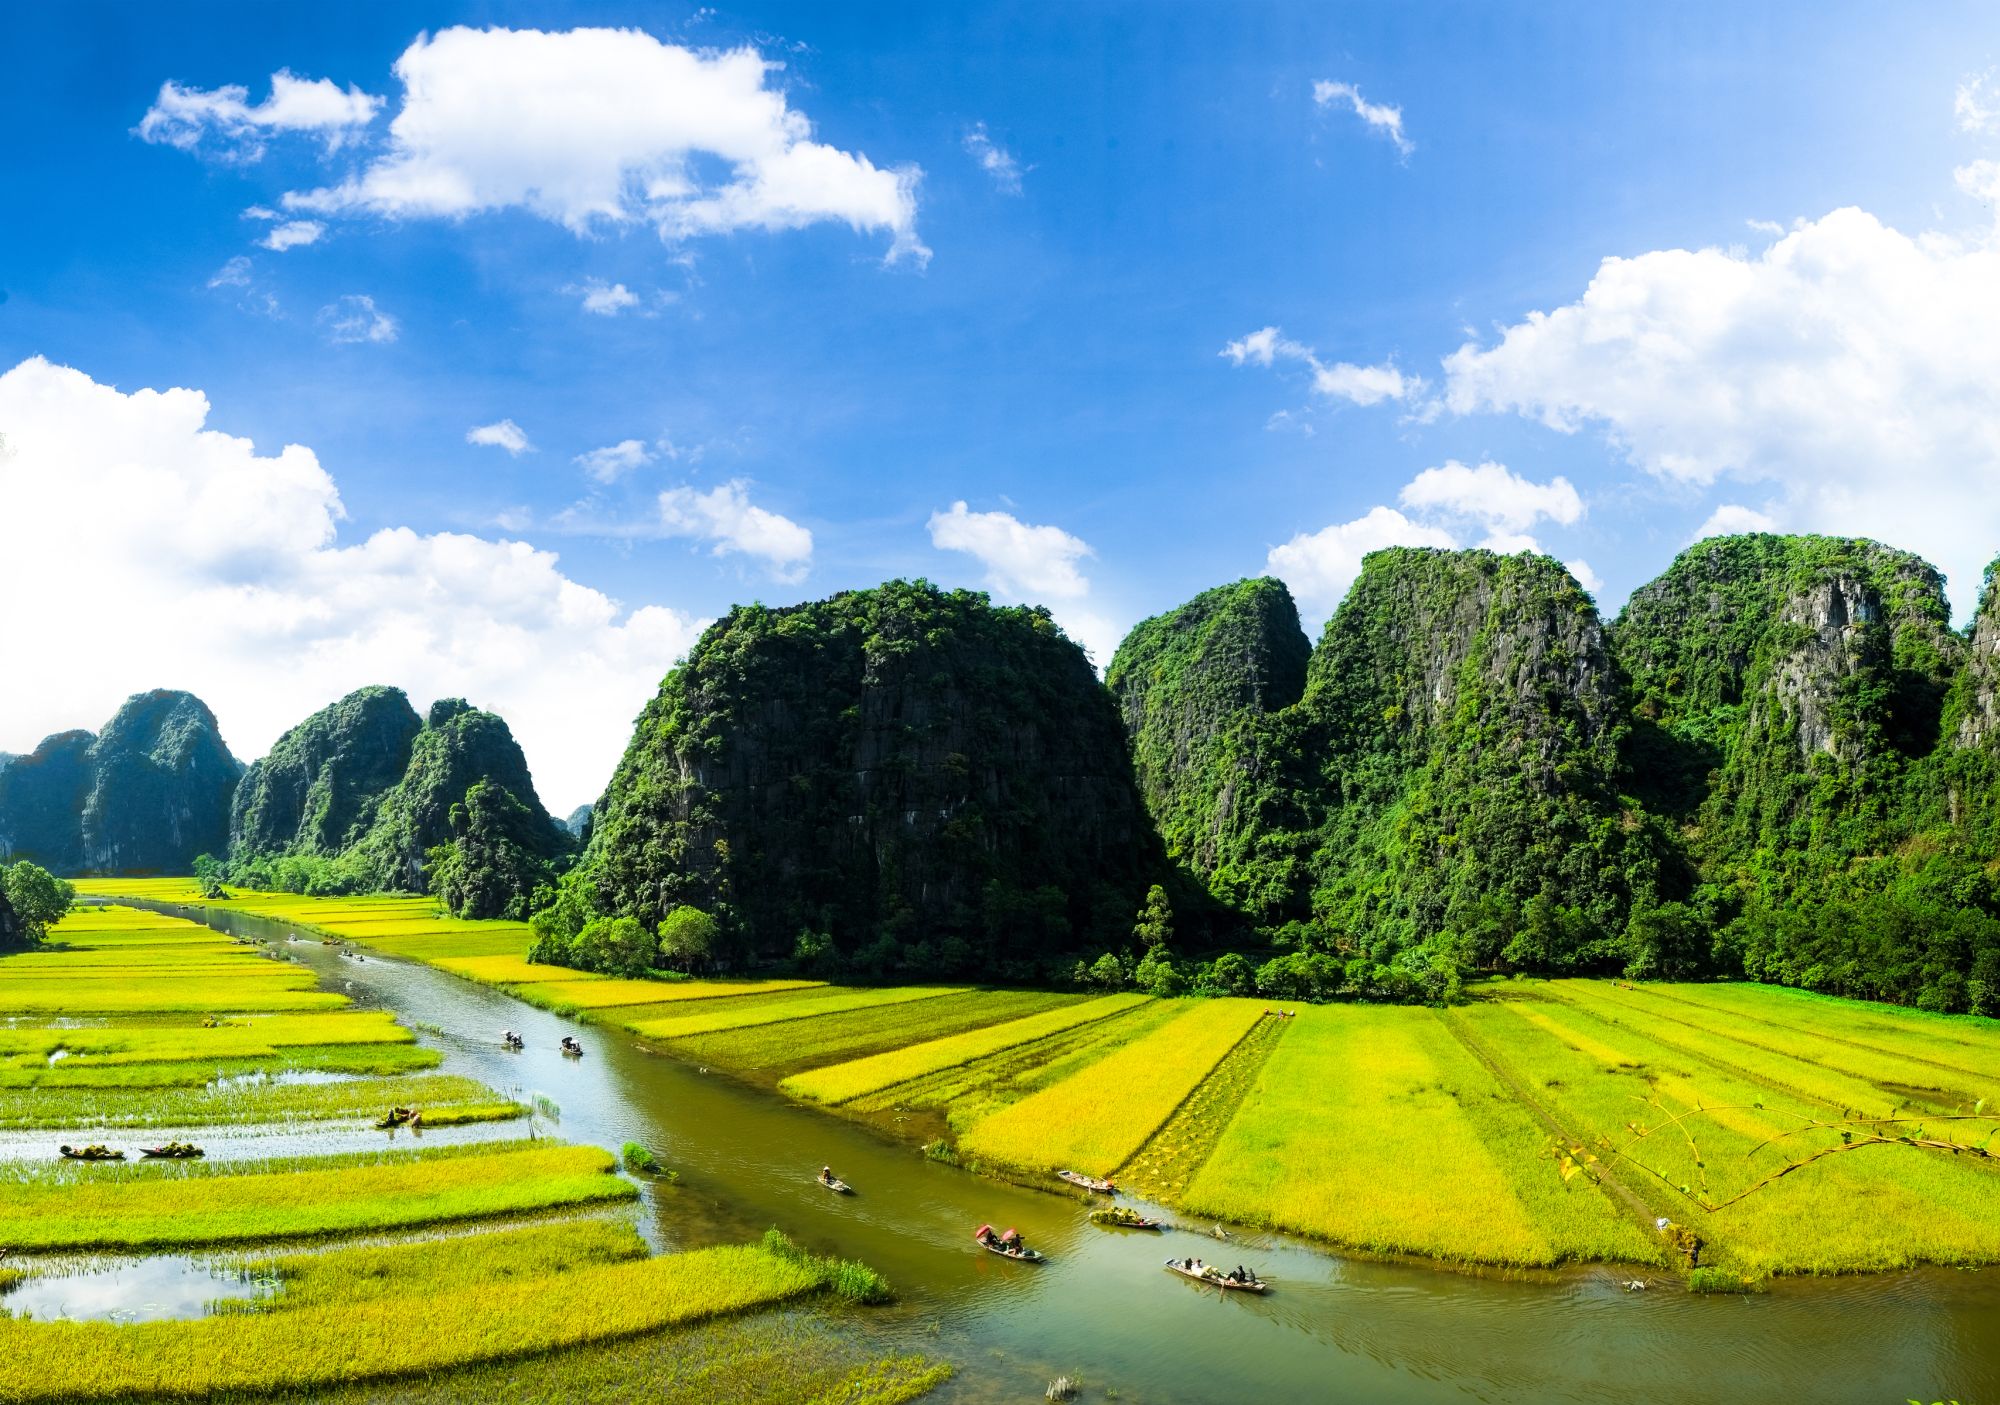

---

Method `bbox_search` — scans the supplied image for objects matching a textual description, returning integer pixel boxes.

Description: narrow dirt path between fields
[1437,1008,1666,1233]
[1114,1013,1288,1204]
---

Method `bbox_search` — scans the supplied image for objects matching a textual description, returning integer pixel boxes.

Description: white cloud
[259,219,325,251]
[0,357,701,811]
[1692,503,1779,540]
[1266,506,1457,619]
[925,502,1121,666]
[1221,325,1418,407]
[567,279,640,315]
[963,122,1023,194]
[1442,204,2000,614]
[1955,158,2000,209]
[278,27,926,264]
[1565,558,1605,596]
[927,501,1093,600]
[467,419,533,456]
[318,294,397,344]
[1313,79,1412,159]
[1958,71,2000,135]
[575,439,652,482]
[207,256,253,289]
[657,480,812,580]
[137,71,381,157]
[1398,459,1583,534]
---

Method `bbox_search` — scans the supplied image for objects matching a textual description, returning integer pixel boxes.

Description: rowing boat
[139,1143,204,1159]
[1164,1259,1266,1293]
[1057,1169,1115,1193]
[816,1175,853,1194]
[975,1230,1043,1262]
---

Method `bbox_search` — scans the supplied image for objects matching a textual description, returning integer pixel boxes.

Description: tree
[1086,950,1130,990]
[570,916,655,977]
[1134,946,1185,996]
[1622,901,1709,980]
[657,905,719,973]
[1133,884,1174,951]
[191,853,226,899]
[2,862,74,946]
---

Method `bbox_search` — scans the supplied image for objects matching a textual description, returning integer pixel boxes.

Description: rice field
[63,880,2000,1277]
[0,1140,635,1249]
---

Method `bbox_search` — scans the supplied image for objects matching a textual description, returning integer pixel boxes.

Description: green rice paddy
[64,882,2000,1278]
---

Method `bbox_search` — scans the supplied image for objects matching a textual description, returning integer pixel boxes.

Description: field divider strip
[1437,1007,1666,1232]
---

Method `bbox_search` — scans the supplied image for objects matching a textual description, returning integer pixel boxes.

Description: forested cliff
[228,688,572,917]
[1110,536,1998,1012]
[0,691,239,874]
[571,580,1162,975]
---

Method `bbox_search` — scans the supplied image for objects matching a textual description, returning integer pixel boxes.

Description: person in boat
[975,1223,996,1246]
[819,1165,836,1186]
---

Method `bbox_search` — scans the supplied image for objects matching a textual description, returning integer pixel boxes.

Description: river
[80,901,2000,1404]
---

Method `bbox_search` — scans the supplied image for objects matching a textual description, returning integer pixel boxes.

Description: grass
[511,977,825,1011]
[1456,987,2000,1274]
[0,1072,520,1129]
[780,993,1150,1105]
[0,1041,440,1089]
[248,1306,950,1405]
[0,1239,854,1402]
[958,998,1267,1176]
[0,1140,630,1249]
[1115,1009,1289,1201]
[670,990,1078,1078]
[623,986,967,1042]
[1177,1006,1656,1265]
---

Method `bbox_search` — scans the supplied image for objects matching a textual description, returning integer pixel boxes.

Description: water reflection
[102,899,2000,1405]
[1,1255,270,1322]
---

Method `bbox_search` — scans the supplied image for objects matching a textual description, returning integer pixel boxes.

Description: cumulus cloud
[1313,79,1412,158]
[258,219,324,251]
[1266,506,1457,619]
[1267,461,1584,618]
[1565,559,1605,596]
[276,26,926,264]
[467,419,533,456]
[963,122,1023,194]
[1398,459,1583,538]
[574,439,652,482]
[1442,205,2000,614]
[318,294,397,344]
[927,501,1092,600]
[567,279,640,315]
[1221,325,1418,407]
[0,357,701,811]
[657,480,812,580]
[137,71,381,157]
[1693,503,1779,540]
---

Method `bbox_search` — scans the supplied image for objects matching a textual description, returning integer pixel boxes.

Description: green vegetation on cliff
[229,689,571,918]
[1107,578,1313,921]
[571,580,1162,977]
[0,692,239,875]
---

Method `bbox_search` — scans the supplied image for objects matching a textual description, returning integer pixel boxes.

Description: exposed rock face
[0,693,239,874]
[562,804,593,839]
[229,687,423,856]
[1609,534,1959,849]
[1107,578,1309,906]
[584,581,1162,969]
[1297,548,1661,953]
[1953,568,2000,752]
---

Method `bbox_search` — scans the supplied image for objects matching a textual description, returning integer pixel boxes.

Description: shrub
[657,905,719,973]
[758,1227,893,1304]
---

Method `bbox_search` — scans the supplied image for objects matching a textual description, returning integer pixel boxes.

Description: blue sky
[6,2,2000,808]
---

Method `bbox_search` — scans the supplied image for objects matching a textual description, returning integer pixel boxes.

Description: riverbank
[74,878,2000,1280]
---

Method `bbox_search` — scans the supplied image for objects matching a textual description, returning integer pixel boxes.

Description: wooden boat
[974,1229,1043,1262]
[1164,1259,1267,1293]
[815,1174,854,1194]
[140,1142,204,1159]
[1057,1169,1116,1193]
[1089,1207,1162,1230]
[58,1144,125,1161]
[374,1106,419,1129]
[559,1039,584,1058]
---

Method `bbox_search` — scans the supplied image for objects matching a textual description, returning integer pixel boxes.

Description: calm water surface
[71,901,1999,1403]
